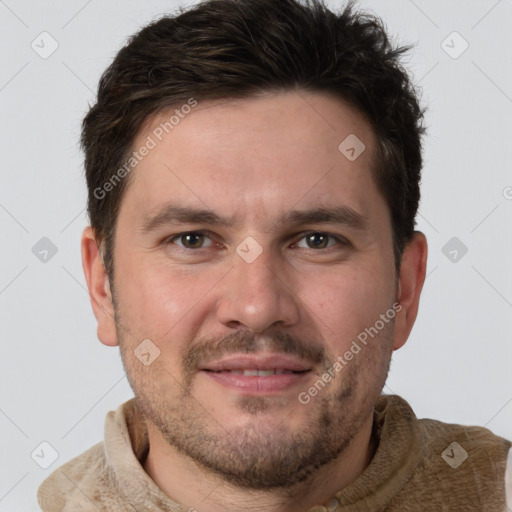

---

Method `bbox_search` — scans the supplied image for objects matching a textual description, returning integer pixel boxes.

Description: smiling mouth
[202,369,311,394]
[204,369,309,376]
[200,353,313,394]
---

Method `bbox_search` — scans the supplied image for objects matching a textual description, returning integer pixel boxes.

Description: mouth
[205,369,306,376]
[200,353,312,394]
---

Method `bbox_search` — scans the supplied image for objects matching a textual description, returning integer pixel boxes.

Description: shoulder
[415,415,511,478]
[37,441,110,511]
[388,398,511,510]
[37,398,148,511]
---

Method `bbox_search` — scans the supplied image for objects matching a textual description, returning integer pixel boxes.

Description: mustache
[182,330,329,375]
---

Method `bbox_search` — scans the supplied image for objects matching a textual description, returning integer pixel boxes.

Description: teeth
[221,369,295,376]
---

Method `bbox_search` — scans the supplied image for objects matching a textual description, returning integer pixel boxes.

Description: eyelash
[165,230,350,251]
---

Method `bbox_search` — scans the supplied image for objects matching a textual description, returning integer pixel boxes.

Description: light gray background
[1,0,511,509]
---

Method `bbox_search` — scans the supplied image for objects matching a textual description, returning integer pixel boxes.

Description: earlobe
[81,226,119,347]
[393,231,428,351]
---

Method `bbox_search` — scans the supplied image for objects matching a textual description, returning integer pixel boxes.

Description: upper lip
[201,353,312,372]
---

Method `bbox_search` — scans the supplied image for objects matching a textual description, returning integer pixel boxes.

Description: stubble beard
[116,311,393,490]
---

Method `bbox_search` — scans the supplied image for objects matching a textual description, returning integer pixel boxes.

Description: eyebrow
[139,204,368,234]
[281,206,367,230]
[140,205,234,233]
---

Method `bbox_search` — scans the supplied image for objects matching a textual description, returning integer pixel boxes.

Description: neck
[143,413,375,512]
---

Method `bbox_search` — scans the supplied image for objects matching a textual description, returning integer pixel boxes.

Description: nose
[216,247,301,332]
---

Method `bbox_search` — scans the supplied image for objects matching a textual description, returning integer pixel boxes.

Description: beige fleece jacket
[37,395,512,511]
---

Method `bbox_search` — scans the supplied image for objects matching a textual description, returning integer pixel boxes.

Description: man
[37,0,511,510]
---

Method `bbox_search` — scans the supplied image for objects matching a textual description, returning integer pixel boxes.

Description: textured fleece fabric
[37,395,512,511]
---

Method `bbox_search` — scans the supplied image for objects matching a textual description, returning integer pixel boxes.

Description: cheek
[299,266,394,348]
[115,257,223,339]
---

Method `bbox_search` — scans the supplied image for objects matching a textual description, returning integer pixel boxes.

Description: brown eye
[172,232,212,249]
[305,233,329,249]
[296,232,338,250]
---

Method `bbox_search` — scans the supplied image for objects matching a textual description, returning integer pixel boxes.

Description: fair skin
[82,91,427,512]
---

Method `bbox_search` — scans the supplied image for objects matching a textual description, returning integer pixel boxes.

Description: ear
[392,231,428,351]
[81,226,118,346]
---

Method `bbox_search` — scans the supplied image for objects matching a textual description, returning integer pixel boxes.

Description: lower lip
[203,371,310,394]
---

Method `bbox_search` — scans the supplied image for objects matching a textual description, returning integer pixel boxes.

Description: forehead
[120,91,384,229]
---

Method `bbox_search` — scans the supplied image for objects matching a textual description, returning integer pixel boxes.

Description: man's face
[104,91,402,488]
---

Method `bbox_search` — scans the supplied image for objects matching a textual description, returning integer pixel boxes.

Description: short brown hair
[82,0,425,278]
